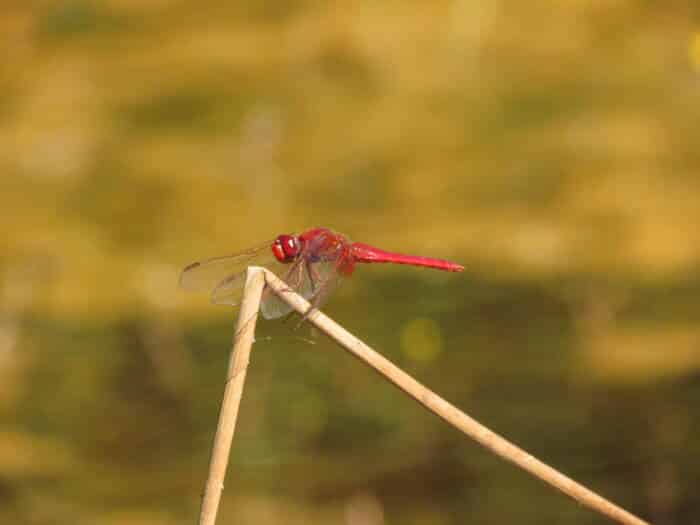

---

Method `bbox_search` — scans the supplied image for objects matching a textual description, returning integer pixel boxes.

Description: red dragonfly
[180,227,463,319]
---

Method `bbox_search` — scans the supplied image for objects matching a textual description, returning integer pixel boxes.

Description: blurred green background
[2,1,700,524]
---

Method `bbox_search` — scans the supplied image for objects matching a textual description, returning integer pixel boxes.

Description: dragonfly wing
[260,258,344,320]
[180,242,274,291]
[260,290,294,319]
[303,258,345,312]
[210,254,290,307]
[180,241,276,306]
[210,271,248,306]
[301,232,351,313]
[259,260,308,319]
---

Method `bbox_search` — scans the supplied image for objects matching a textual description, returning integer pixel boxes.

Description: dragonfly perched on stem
[180,227,464,319]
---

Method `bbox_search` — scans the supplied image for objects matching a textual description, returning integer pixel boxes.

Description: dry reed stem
[262,268,649,525]
[198,267,266,525]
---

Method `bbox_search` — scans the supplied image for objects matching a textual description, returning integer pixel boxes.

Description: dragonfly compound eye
[272,234,299,262]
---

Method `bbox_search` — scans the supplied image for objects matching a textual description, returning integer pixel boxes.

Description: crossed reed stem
[198,267,650,525]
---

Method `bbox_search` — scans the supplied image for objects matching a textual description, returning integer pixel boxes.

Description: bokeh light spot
[400,317,442,363]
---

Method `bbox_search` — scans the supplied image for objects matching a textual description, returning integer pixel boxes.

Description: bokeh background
[2,1,700,524]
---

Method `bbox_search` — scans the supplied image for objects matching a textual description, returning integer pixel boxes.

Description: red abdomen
[350,243,464,272]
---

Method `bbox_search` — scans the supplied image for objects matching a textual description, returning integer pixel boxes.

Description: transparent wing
[297,230,351,314]
[303,258,346,313]
[260,257,346,320]
[210,270,249,306]
[179,240,275,306]
[260,261,305,319]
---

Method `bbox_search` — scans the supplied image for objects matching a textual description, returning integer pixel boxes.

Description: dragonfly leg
[305,259,318,293]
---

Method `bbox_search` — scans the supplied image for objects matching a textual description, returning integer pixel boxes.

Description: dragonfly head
[271,234,301,263]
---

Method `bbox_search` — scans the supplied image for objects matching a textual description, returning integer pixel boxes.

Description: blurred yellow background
[1,1,699,524]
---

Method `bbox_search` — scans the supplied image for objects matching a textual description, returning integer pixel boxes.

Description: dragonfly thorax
[271,234,301,263]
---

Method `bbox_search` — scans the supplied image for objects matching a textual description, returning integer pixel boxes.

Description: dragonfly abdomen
[350,243,464,272]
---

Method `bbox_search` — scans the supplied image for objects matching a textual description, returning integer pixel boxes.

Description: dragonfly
[180,227,464,320]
